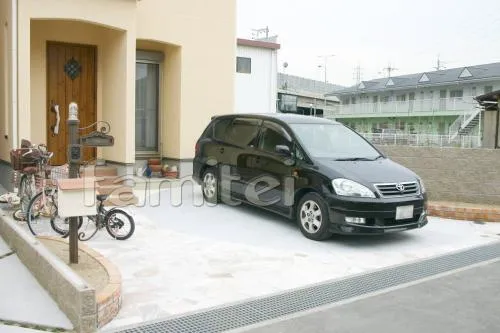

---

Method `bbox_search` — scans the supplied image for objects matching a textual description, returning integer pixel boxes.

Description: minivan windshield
[290,123,383,160]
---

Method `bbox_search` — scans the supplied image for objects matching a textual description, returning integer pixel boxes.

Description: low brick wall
[40,237,123,328]
[0,215,97,332]
[428,201,500,222]
[377,146,500,205]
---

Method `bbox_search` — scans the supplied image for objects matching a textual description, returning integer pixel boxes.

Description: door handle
[50,103,60,136]
[219,147,225,154]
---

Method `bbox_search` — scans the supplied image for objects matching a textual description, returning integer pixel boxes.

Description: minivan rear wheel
[297,193,332,241]
[202,168,219,204]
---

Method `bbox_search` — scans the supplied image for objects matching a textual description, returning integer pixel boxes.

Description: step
[81,165,118,177]
[96,184,133,196]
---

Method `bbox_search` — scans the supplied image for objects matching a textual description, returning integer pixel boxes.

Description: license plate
[396,205,414,220]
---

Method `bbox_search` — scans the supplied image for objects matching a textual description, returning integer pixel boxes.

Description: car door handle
[219,147,225,154]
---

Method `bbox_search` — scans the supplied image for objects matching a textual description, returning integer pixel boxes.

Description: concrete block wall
[377,146,500,205]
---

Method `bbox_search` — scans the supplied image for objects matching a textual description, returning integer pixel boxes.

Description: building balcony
[330,97,477,118]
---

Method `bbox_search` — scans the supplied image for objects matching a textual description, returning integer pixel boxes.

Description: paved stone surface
[237,260,500,333]
[0,235,11,257]
[0,254,73,330]
[0,325,46,333]
[83,186,500,330]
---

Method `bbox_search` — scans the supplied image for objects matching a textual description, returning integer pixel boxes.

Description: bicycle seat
[96,194,109,202]
[23,166,38,175]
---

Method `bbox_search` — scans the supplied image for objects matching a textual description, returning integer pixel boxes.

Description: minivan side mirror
[275,145,291,156]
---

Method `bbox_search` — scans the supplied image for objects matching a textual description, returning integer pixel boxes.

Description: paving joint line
[0,318,73,332]
[0,251,15,260]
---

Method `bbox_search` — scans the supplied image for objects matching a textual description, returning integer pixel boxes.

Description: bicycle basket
[10,149,38,172]
[49,164,70,180]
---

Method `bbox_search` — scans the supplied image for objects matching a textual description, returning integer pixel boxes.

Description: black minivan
[193,114,428,241]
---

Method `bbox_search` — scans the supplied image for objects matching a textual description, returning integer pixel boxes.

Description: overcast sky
[237,0,500,87]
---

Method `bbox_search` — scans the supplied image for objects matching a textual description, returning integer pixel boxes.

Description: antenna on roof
[434,54,447,71]
[382,62,398,77]
[251,26,269,40]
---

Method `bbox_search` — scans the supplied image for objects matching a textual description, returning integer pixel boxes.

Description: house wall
[136,0,236,159]
[342,81,500,103]
[19,0,137,163]
[338,116,461,135]
[13,0,236,166]
[235,45,277,114]
[29,21,131,163]
[0,0,13,163]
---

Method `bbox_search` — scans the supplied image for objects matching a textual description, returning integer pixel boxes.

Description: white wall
[235,45,277,114]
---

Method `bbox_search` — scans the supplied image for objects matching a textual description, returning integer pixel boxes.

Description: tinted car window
[258,121,293,153]
[225,118,261,147]
[213,118,231,141]
[290,123,380,159]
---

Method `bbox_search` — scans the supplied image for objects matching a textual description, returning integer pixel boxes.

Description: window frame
[135,59,162,155]
[236,56,252,74]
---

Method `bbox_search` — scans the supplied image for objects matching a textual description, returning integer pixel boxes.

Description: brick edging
[428,202,500,222]
[39,237,122,328]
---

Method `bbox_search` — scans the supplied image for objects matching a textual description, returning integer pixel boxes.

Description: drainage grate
[114,242,500,333]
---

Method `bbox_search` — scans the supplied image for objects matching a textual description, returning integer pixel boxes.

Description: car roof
[212,113,340,125]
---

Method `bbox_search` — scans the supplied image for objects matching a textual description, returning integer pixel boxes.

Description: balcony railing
[359,132,481,148]
[335,97,476,116]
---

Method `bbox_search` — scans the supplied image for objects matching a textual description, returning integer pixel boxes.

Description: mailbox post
[67,102,81,264]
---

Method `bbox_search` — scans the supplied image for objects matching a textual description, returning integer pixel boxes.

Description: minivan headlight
[332,179,376,198]
[418,178,426,194]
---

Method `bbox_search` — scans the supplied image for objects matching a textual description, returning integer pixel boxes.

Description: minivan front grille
[375,181,419,197]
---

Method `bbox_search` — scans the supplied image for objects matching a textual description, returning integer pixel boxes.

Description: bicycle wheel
[26,189,65,236]
[51,215,84,236]
[105,209,135,240]
[17,175,34,219]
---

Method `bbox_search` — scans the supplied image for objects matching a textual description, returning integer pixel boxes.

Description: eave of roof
[237,38,281,50]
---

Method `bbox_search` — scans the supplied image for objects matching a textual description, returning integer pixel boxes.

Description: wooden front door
[47,42,97,165]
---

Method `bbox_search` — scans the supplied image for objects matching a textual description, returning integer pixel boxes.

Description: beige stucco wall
[0,0,13,161]
[14,0,235,164]
[136,0,237,159]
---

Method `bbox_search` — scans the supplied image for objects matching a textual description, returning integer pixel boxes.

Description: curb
[38,237,122,329]
[428,201,500,222]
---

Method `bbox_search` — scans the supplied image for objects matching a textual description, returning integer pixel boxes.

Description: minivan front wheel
[297,193,332,241]
[202,168,219,204]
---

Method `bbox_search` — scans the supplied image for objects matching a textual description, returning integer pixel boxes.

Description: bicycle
[72,193,135,241]
[26,188,135,240]
[10,141,53,221]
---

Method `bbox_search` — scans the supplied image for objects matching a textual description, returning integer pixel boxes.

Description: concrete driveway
[84,185,500,330]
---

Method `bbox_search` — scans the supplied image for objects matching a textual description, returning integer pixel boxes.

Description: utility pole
[382,62,398,78]
[318,54,335,117]
[353,63,363,85]
[434,55,446,71]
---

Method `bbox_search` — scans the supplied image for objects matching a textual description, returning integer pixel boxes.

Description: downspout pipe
[11,0,18,149]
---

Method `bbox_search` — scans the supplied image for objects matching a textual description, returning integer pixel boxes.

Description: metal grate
[375,181,419,197]
[113,242,500,333]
